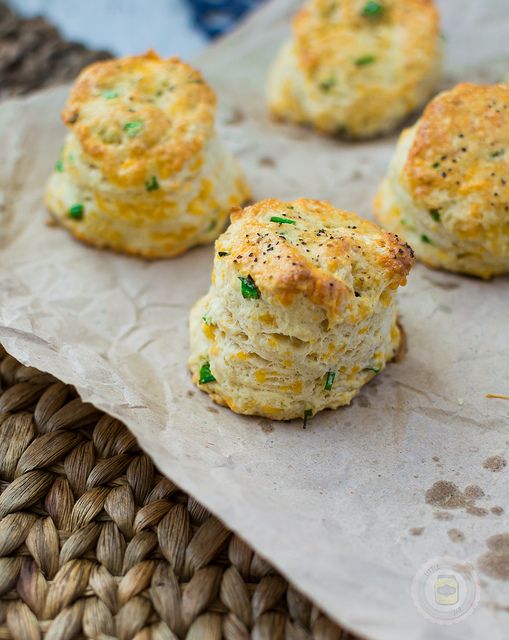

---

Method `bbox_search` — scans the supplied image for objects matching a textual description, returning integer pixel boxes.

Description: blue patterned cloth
[186,0,267,38]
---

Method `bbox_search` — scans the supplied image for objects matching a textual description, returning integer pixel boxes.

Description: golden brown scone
[267,0,442,139]
[45,51,250,258]
[189,198,414,421]
[375,83,509,278]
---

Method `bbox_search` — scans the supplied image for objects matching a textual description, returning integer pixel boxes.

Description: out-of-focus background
[0,0,266,98]
[8,0,266,56]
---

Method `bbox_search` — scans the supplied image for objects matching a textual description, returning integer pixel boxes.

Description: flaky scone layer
[375,83,509,278]
[189,198,414,421]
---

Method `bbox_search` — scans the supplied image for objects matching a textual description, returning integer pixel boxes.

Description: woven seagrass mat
[0,345,355,640]
[0,2,110,99]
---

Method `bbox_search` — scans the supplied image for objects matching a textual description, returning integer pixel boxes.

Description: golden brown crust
[267,0,441,138]
[225,198,413,321]
[189,198,411,420]
[405,83,509,231]
[62,50,216,188]
[375,82,509,278]
[46,51,251,259]
[293,0,440,80]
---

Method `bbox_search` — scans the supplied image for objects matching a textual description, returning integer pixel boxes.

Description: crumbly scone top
[217,199,413,323]
[292,0,439,81]
[405,83,509,228]
[62,50,216,186]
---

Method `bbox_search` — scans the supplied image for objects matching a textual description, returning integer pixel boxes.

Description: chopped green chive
[287,205,294,209]
[491,150,505,158]
[102,90,119,99]
[199,362,216,384]
[320,77,336,92]
[239,275,261,299]
[355,55,376,66]
[145,175,159,191]
[55,159,64,173]
[429,209,441,222]
[206,220,217,232]
[366,367,380,374]
[432,162,440,169]
[324,370,336,391]
[400,218,409,226]
[303,408,313,427]
[361,1,384,17]
[421,234,432,244]
[270,216,296,225]
[202,314,213,325]
[123,121,143,137]
[218,251,229,257]
[68,204,84,220]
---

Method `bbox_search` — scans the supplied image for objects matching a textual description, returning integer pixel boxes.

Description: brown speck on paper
[259,420,274,434]
[466,505,488,517]
[225,107,244,125]
[448,528,465,543]
[483,455,507,472]
[478,534,509,580]
[356,395,370,408]
[409,527,425,536]
[434,511,453,521]
[425,481,466,509]
[425,481,488,516]
[464,485,485,500]
[259,156,276,167]
[491,506,504,515]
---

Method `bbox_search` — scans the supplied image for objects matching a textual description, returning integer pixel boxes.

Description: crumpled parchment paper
[1,1,509,638]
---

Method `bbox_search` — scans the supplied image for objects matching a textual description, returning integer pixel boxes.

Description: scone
[45,50,250,258]
[189,198,414,421]
[267,0,441,139]
[374,83,509,279]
